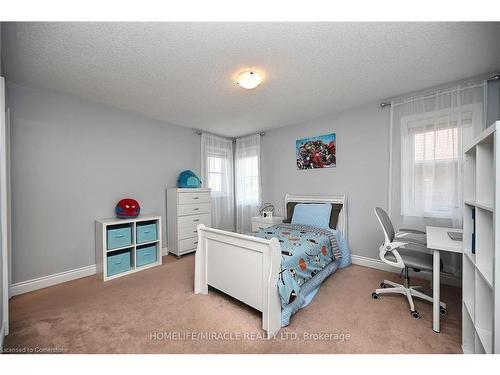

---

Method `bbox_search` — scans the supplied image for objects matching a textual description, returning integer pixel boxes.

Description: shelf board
[106,245,135,253]
[464,200,494,212]
[135,260,162,270]
[464,299,475,321]
[475,326,492,354]
[475,202,494,212]
[136,239,160,247]
[475,264,493,289]
[463,250,475,265]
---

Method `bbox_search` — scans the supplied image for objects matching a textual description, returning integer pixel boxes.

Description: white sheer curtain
[201,132,235,231]
[235,134,262,233]
[389,82,486,275]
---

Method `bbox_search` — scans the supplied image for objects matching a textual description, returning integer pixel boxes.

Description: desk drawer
[177,203,211,216]
[178,237,199,252]
[136,221,157,244]
[136,244,158,267]
[107,225,133,250]
[178,192,211,205]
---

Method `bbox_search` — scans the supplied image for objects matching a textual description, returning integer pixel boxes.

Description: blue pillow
[291,203,332,229]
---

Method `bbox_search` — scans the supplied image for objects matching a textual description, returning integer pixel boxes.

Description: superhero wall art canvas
[296,133,336,169]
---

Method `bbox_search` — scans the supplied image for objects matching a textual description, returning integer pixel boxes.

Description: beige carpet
[4,254,462,354]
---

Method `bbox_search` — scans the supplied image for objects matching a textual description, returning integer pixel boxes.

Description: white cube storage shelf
[462,121,499,354]
[96,215,162,281]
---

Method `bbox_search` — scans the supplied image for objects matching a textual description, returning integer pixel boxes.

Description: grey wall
[262,79,500,261]
[8,82,200,283]
[262,102,390,259]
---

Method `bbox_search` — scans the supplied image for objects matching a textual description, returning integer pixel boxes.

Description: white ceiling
[3,22,500,137]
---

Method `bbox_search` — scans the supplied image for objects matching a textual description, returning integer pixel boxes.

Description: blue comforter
[255,223,351,325]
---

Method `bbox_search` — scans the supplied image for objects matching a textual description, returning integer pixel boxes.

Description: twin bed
[194,194,351,338]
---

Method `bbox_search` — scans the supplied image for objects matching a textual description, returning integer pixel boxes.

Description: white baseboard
[11,248,170,296]
[11,264,97,296]
[351,254,462,288]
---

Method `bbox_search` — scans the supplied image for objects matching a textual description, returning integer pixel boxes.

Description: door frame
[1,77,9,337]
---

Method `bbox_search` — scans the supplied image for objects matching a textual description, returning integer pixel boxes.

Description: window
[207,152,224,194]
[401,109,474,218]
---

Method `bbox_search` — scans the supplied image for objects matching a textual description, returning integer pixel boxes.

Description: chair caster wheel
[440,307,448,316]
[411,310,420,319]
[380,282,388,288]
[371,292,379,299]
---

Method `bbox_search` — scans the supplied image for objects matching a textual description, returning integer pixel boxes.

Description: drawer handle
[193,197,199,200]
[114,235,125,238]
[194,241,198,245]
[193,208,199,211]
[143,230,150,234]
[193,230,197,233]
[193,219,200,222]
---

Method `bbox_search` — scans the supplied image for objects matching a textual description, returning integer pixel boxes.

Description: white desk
[426,226,463,333]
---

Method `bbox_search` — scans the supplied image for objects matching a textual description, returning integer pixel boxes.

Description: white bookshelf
[96,215,162,281]
[462,121,499,354]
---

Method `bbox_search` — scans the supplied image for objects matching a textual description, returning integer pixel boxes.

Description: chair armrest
[379,242,406,268]
[398,228,426,235]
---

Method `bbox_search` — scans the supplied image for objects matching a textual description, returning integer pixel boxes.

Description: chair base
[374,279,446,316]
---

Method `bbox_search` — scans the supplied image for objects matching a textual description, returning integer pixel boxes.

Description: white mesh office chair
[371,207,447,319]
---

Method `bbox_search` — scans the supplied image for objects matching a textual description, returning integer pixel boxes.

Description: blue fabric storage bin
[107,250,132,276]
[136,244,157,267]
[107,224,132,250]
[136,221,157,244]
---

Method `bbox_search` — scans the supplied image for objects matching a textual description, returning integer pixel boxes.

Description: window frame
[400,104,482,218]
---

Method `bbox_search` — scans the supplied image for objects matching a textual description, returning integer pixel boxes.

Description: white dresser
[167,188,212,257]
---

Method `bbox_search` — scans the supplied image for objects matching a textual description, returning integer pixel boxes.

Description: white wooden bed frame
[194,194,348,338]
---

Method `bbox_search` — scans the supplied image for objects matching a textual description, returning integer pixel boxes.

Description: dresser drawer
[136,244,158,267]
[178,192,211,205]
[177,203,211,216]
[178,237,199,252]
[107,250,132,277]
[177,213,211,228]
[107,225,133,250]
[178,226,199,240]
[136,221,157,244]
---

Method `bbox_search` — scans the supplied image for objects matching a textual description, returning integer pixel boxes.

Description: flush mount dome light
[235,70,263,89]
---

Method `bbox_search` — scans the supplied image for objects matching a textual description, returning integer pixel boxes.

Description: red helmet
[115,198,140,219]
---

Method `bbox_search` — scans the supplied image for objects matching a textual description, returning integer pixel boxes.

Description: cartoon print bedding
[255,223,351,325]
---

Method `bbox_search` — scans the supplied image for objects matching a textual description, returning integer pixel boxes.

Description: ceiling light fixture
[235,70,263,90]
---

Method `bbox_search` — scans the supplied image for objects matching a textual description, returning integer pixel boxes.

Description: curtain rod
[194,129,265,139]
[379,73,499,108]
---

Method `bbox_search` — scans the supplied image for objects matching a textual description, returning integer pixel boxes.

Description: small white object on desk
[251,216,284,233]
[426,226,463,333]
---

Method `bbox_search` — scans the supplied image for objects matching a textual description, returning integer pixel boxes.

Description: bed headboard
[284,194,348,240]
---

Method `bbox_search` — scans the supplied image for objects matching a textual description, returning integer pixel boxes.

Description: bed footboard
[194,224,282,338]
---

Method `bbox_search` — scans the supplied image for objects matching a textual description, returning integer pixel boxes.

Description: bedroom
[1,0,500,371]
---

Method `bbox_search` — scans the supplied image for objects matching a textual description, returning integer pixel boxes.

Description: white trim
[10,247,169,297]
[351,254,461,288]
[1,77,9,337]
[11,264,97,296]
[0,321,5,349]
